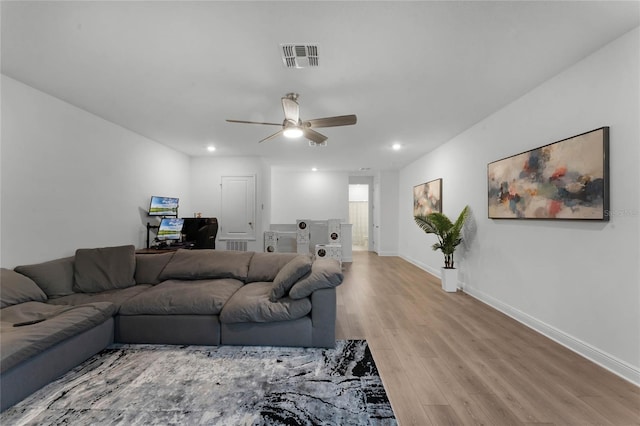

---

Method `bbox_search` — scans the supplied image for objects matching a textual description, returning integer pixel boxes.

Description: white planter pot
[441,267,458,292]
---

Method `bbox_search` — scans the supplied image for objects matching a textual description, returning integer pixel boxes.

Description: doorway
[349,184,369,251]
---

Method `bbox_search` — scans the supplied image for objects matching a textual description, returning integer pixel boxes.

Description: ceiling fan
[226,93,357,144]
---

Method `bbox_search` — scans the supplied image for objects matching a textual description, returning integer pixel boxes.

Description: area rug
[1,340,396,425]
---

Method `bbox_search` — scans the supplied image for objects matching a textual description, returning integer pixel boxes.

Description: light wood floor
[335,252,639,426]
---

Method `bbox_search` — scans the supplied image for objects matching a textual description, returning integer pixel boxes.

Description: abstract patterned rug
[1,340,396,425]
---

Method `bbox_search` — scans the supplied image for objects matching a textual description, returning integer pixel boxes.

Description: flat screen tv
[157,218,184,241]
[148,196,179,217]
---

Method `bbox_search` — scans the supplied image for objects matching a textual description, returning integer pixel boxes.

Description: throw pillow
[158,249,254,281]
[134,252,175,285]
[1,268,47,308]
[14,256,76,298]
[73,245,136,293]
[288,258,344,299]
[246,252,298,283]
[269,254,313,302]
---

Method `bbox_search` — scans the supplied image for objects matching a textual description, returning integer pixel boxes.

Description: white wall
[260,163,272,238]
[376,170,399,256]
[189,155,268,252]
[399,28,639,383]
[0,75,191,268]
[270,170,349,224]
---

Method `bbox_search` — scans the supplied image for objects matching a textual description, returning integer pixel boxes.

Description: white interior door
[220,175,256,240]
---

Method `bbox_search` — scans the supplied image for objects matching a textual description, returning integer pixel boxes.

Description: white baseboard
[462,284,640,386]
[400,254,440,278]
[400,255,640,386]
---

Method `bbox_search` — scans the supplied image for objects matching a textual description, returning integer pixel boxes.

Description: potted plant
[414,205,469,292]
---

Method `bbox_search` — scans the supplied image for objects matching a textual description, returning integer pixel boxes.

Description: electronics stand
[146,222,160,249]
[147,215,216,250]
[146,196,180,248]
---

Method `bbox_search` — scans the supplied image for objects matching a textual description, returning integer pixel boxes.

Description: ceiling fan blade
[281,97,299,123]
[305,114,357,128]
[302,128,328,144]
[259,129,284,143]
[226,119,282,126]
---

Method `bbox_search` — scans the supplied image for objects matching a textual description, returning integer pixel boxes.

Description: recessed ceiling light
[207,146,216,152]
[312,167,318,172]
[392,143,401,151]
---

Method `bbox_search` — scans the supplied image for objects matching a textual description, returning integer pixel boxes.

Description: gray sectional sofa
[0,245,343,411]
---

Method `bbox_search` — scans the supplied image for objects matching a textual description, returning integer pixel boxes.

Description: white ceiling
[2,1,638,173]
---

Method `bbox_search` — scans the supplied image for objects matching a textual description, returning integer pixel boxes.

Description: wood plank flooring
[335,252,639,426]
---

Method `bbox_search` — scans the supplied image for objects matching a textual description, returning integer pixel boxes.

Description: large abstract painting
[413,178,442,217]
[488,127,609,220]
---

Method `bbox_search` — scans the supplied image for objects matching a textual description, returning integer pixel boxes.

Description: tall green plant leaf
[452,206,469,236]
[425,212,453,236]
[414,205,470,268]
[414,215,437,234]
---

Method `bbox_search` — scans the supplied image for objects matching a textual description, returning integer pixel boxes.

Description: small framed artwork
[488,127,609,220]
[413,178,442,217]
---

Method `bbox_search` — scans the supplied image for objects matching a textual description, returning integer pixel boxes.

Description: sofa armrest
[310,287,336,348]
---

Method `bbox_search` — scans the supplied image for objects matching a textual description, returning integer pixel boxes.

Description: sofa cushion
[14,256,76,298]
[246,252,298,283]
[269,255,313,301]
[74,245,136,293]
[220,282,312,324]
[289,258,344,299]
[158,249,254,282]
[0,301,115,373]
[47,285,152,312]
[1,268,47,308]
[135,252,175,285]
[119,278,244,316]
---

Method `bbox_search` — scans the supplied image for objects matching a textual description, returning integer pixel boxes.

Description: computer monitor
[157,218,184,241]
[148,196,179,217]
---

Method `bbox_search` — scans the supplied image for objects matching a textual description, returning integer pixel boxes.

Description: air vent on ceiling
[280,44,319,68]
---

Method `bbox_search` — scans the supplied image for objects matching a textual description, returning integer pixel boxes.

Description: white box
[328,219,341,243]
[296,219,310,244]
[297,242,310,255]
[315,243,342,264]
[264,231,278,253]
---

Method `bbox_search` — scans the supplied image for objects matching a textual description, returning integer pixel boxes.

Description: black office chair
[195,221,218,249]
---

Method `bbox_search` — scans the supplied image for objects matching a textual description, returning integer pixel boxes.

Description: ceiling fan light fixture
[283,119,303,138]
[283,126,303,138]
[226,93,356,144]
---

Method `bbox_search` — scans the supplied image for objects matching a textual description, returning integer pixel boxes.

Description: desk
[136,248,179,254]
